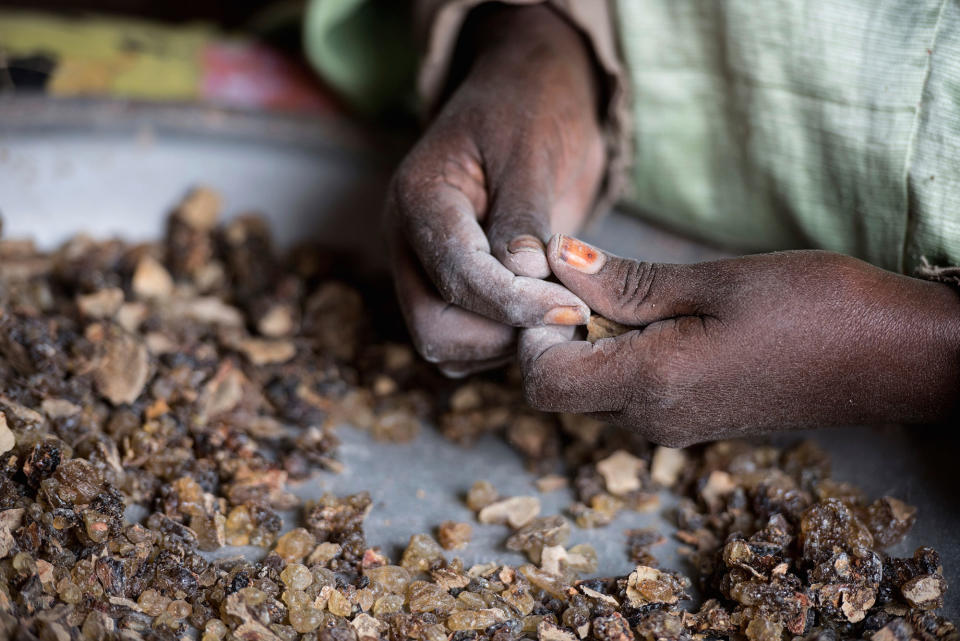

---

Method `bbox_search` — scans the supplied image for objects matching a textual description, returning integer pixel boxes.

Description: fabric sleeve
[414,0,632,219]
[303,0,417,115]
[916,258,960,288]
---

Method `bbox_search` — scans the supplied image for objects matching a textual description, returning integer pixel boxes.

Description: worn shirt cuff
[916,257,960,288]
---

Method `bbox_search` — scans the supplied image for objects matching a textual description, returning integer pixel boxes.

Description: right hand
[386,4,606,377]
[519,236,960,446]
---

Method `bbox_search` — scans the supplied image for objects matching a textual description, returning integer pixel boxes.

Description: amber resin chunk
[0,188,952,641]
[585,314,632,343]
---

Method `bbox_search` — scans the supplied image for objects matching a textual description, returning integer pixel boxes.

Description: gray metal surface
[2,96,957,619]
[291,425,685,581]
[0,96,396,273]
[197,420,958,619]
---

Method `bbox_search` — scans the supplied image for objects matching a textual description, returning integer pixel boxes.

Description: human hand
[387,5,605,377]
[521,236,960,445]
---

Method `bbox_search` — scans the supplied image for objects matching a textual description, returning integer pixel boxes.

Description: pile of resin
[0,190,953,641]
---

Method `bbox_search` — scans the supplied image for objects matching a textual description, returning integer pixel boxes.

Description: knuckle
[390,162,436,228]
[613,259,660,317]
[411,249,462,307]
[413,337,464,365]
[410,307,514,364]
[435,259,498,318]
[409,333,444,364]
[391,159,421,205]
[406,314,454,364]
[410,328,465,364]
[433,268,464,307]
[501,300,530,327]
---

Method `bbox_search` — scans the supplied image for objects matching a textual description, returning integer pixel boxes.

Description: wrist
[458,4,598,100]
[469,5,584,60]
[867,273,960,422]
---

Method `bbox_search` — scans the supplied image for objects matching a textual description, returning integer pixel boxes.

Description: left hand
[520,235,960,446]
[385,4,603,378]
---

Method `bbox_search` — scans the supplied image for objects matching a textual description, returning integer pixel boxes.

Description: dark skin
[521,236,960,447]
[387,4,604,377]
[387,5,960,443]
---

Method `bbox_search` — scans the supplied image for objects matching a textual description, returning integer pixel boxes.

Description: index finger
[390,223,516,365]
[393,167,589,328]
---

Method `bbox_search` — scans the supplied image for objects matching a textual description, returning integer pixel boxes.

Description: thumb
[545,234,718,325]
[518,325,626,413]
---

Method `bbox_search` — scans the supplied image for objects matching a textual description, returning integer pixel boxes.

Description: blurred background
[3,0,295,27]
[0,0,417,264]
[0,0,415,114]
[3,1,319,109]
[0,0,721,263]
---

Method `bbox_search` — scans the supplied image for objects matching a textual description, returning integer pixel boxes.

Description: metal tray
[2,96,956,619]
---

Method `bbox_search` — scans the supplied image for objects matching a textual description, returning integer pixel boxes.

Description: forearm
[461,4,599,99]
[709,256,960,428]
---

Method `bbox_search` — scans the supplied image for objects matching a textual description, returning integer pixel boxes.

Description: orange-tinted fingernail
[556,235,605,274]
[508,234,545,254]
[544,306,588,325]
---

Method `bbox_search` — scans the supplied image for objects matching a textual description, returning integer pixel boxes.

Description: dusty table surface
[187,419,959,620]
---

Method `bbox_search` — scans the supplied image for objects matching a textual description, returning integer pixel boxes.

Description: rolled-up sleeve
[916,258,960,288]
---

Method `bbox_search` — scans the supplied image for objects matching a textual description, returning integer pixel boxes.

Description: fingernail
[544,305,588,325]
[508,234,545,254]
[556,235,605,274]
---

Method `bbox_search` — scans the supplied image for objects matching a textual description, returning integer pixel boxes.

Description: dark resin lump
[0,190,954,641]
